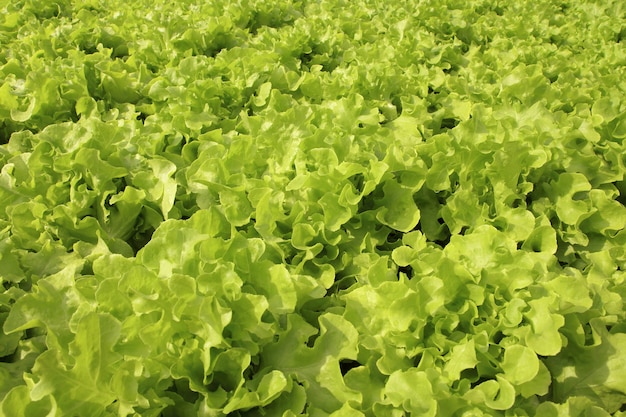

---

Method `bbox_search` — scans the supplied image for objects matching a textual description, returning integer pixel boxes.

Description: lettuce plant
[1,0,626,416]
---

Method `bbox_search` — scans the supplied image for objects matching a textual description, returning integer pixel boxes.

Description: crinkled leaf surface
[1,0,626,415]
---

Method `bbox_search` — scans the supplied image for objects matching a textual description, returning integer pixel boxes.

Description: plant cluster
[1,0,626,416]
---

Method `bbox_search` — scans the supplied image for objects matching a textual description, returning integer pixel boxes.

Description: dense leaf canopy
[1,0,626,416]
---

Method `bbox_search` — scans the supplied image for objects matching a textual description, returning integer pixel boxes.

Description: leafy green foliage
[1,0,626,415]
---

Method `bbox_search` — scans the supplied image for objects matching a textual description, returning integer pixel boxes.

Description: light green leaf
[500,345,539,385]
[522,225,557,254]
[445,225,516,275]
[29,349,117,416]
[219,189,253,227]
[544,272,593,314]
[147,158,178,220]
[384,368,437,416]
[581,190,626,235]
[592,97,619,123]
[265,264,297,314]
[444,339,478,382]
[10,97,36,122]
[535,397,613,417]
[518,361,551,398]
[0,385,57,417]
[319,192,352,232]
[376,180,420,233]
[223,371,288,413]
[547,325,626,413]
[261,313,360,413]
[465,375,515,411]
[521,297,565,356]
[551,173,592,225]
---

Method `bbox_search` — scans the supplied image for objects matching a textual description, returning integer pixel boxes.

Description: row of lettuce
[1,0,626,416]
